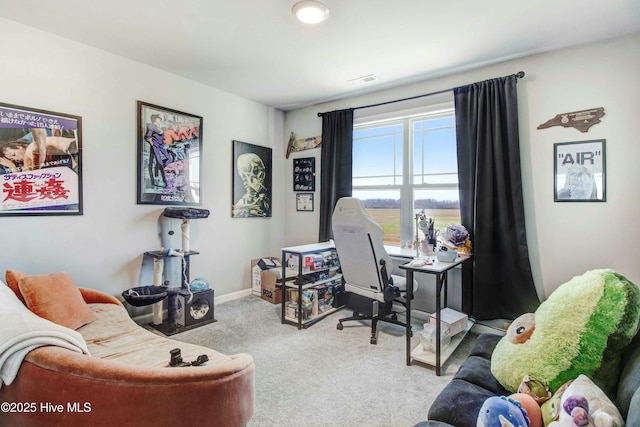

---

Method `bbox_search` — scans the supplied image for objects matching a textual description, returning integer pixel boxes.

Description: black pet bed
[122,285,169,307]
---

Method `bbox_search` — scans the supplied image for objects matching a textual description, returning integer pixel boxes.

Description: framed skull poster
[232,140,272,218]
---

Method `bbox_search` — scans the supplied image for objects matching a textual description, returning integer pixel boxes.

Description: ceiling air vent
[348,74,377,85]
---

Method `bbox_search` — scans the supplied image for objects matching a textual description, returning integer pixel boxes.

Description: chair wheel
[370,337,377,345]
[337,323,343,330]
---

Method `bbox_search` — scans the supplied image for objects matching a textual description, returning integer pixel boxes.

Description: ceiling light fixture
[292,1,330,24]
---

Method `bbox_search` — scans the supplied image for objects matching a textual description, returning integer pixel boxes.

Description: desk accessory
[435,246,457,262]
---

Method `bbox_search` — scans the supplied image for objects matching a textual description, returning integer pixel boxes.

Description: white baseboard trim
[471,322,507,336]
[132,288,252,325]
[133,312,155,326]
[215,288,252,304]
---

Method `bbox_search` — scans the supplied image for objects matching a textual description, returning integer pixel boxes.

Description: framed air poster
[554,139,606,202]
[0,103,83,216]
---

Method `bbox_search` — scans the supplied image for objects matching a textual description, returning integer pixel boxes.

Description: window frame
[352,103,458,246]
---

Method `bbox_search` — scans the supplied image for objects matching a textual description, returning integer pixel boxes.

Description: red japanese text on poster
[0,103,82,215]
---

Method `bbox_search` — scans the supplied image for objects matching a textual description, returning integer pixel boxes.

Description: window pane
[413,116,457,185]
[353,109,460,247]
[353,122,403,185]
[414,189,460,235]
[353,176,403,186]
[352,189,401,246]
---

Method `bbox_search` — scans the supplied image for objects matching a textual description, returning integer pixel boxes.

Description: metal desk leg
[443,272,448,308]
[281,252,286,325]
[435,272,443,376]
[406,269,413,366]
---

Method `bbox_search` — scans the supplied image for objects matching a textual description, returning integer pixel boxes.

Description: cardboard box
[261,279,288,304]
[428,308,468,337]
[251,257,280,296]
[260,268,296,304]
[260,267,296,288]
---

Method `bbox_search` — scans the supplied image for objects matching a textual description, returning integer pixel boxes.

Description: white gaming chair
[332,197,416,344]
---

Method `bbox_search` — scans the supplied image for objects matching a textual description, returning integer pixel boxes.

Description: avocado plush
[491,269,640,394]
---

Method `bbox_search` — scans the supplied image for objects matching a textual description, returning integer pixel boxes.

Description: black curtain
[318,109,354,242]
[454,75,539,320]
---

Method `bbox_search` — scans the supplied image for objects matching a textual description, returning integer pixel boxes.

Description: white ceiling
[0,0,638,111]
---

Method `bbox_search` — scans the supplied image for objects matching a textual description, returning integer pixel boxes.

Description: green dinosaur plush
[491,269,640,395]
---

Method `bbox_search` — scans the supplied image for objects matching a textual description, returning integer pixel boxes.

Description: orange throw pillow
[5,269,27,305]
[18,272,96,330]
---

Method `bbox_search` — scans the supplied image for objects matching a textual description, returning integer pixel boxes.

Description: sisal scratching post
[152,258,164,325]
[181,219,190,253]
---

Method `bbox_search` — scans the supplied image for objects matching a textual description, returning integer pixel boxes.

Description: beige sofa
[0,272,254,427]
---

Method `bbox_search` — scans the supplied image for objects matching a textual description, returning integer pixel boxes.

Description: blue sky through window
[353,114,458,201]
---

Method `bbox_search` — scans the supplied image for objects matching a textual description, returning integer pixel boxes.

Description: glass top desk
[398,253,473,376]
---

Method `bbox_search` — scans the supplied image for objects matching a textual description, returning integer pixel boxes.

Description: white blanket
[0,281,90,387]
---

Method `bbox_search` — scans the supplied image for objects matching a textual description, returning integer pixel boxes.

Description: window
[352,106,460,246]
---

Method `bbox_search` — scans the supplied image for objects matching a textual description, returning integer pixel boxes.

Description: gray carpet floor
[173,295,477,427]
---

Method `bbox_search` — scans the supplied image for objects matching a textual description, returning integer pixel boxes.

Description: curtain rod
[317,71,525,117]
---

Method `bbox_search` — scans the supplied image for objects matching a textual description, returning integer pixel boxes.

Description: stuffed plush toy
[541,380,573,425]
[547,375,624,427]
[491,269,640,395]
[477,396,530,427]
[518,375,552,405]
[509,393,542,427]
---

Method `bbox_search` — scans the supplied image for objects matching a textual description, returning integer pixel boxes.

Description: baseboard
[471,321,507,336]
[215,288,252,304]
[132,288,252,325]
[133,312,155,326]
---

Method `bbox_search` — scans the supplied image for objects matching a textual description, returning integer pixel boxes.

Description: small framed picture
[554,139,605,202]
[293,157,315,191]
[296,193,314,211]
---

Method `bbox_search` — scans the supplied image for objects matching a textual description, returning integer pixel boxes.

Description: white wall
[284,33,640,300]
[2,16,637,312]
[0,18,286,309]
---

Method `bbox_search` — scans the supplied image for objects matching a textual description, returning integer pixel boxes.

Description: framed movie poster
[232,140,272,218]
[554,139,606,202]
[0,102,82,216]
[137,101,202,205]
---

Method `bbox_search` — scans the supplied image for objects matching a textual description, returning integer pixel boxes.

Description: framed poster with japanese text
[554,139,606,202]
[137,101,202,205]
[0,103,82,216]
